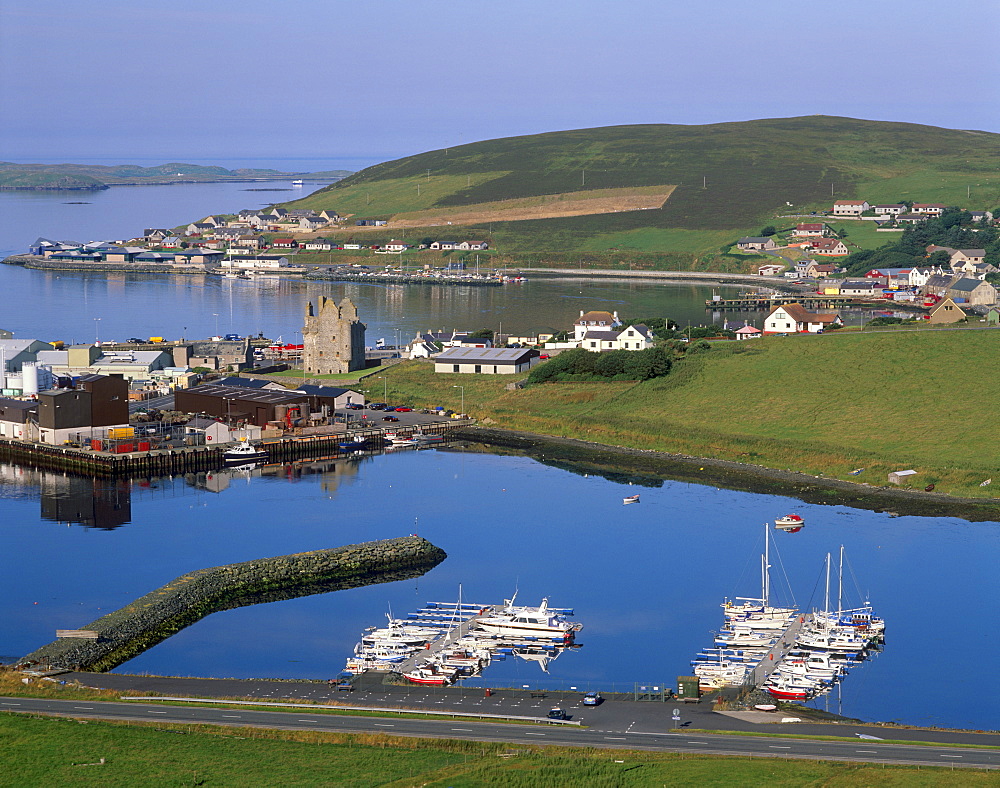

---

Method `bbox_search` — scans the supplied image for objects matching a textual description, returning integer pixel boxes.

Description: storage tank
[21,362,39,396]
[274,404,288,423]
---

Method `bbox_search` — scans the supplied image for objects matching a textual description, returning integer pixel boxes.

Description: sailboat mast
[824,552,831,614]
[763,524,771,607]
[837,545,844,617]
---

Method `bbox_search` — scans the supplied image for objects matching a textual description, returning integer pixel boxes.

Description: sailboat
[723,525,797,628]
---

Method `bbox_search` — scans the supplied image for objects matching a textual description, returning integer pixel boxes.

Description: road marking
[604,737,626,740]
[687,741,707,745]
[298,720,315,723]
[939,755,963,758]
[374,723,394,727]
[524,732,545,736]
[856,750,878,753]
[451,728,473,732]
[73,706,94,709]
[222,715,241,718]
[1,703,21,706]
[628,732,681,737]
[769,746,791,749]
[147,711,166,714]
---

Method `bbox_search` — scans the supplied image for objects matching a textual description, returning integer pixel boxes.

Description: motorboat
[412,430,444,443]
[291,179,304,186]
[475,597,582,640]
[224,440,268,465]
[623,494,640,504]
[338,439,367,451]
[774,514,804,532]
[385,432,419,446]
[402,663,458,686]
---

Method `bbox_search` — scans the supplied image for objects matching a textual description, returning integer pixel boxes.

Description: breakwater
[2,255,206,274]
[305,270,503,287]
[18,536,447,673]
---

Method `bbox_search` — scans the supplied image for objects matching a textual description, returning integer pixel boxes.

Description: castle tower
[302,297,366,375]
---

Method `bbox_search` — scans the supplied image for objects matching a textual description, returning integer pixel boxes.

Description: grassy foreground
[369,330,1000,499]
[2,714,994,787]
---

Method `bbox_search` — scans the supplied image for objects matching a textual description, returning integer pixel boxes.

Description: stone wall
[19,536,447,672]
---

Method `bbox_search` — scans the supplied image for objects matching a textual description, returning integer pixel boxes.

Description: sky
[2,0,999,170]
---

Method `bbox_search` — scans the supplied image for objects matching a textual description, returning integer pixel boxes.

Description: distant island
[0,162,352,191]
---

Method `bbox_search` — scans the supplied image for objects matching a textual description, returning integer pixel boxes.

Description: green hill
[287,116,1000,259]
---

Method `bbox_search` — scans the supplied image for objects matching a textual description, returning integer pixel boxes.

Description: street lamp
[378,375,387,401]
[452,384,464,416]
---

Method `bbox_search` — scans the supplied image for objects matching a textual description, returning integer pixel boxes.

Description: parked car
[368,403,387,410]
[547,707,567,720]
[345,403,364,410]
[582,691,603,706]
[382,415,399,422]
[394,407,412,412]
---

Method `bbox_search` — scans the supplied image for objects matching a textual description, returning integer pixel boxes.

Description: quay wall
[3,255,206,274]
[19,536,447,673]
[304,271,502,287]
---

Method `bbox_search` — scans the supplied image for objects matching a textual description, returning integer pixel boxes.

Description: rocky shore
[454,426,1000,522]
[19,536,447,672]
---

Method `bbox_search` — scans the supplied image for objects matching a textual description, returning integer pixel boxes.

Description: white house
[220,255,290,270]
[573,310,622,341]
[832,200,870,216]
[577,324,655,352]
[764,303,842,334]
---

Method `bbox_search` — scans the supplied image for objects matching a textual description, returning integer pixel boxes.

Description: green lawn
[1,714,992,787]
[375,329,1000,498]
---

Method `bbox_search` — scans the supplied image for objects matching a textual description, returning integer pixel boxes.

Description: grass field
[367,329,1000,498]
[281,117,1000,258]
[2,714,993,787]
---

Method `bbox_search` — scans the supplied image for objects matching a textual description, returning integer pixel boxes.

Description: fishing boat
[338,439,367,451]
[623,494,640,504]
[385,432,419,447]
[224,439,268,465]
[774,514,804,532]
[291,179,304,186]
[413,430,444,443]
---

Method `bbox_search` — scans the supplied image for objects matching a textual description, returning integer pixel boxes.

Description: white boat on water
[224,439,268,465]
[292,179,304,186]
[475,596,582,640]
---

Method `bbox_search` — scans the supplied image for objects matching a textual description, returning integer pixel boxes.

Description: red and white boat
[774,514,804,532]
[402,663,458,686]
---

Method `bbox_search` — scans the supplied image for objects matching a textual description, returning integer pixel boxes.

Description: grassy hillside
[286,116,1000,257]
[372,329,1000,498]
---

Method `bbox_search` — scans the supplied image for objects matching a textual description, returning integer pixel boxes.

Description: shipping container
[108,427,135,439]
[677,676,700,699]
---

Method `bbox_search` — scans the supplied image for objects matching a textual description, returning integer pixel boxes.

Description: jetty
[18,536,447,673]
[744,613,808,688]
[706,294,897,311]
[0,420,468,477]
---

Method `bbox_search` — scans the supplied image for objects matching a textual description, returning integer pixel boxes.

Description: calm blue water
[2,450,998,730]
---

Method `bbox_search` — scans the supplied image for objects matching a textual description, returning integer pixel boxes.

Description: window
[590,342,597,348]
[453,365,459,373]
[474,365,481,373]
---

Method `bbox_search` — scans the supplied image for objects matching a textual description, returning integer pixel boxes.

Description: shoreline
[453,426,1000,522]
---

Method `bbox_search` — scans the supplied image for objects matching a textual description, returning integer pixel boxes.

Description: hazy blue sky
[3,0,998,168]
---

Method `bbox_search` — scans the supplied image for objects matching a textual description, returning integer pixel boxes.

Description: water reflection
[0,464,131,530]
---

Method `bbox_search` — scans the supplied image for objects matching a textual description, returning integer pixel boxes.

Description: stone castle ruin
[302,296,366,374]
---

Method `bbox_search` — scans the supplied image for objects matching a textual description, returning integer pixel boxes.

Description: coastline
[454,426,1000,522]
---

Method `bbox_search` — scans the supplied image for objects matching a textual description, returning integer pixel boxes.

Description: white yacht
[475,597,581,640]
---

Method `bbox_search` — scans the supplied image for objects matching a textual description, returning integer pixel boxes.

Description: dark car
[582,691,603,706]
[368,403,387,411]
[382,415,399,422]
[345,403,364,410]
[547,707,567,720]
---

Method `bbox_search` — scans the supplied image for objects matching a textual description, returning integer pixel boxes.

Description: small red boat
[402,664,458,686]
[765,685,810,701]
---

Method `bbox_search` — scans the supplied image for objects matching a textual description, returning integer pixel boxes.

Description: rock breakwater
[18,536,447,672]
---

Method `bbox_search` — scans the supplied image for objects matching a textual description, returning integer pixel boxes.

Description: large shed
[434,347,540,374]
[174,384,309,427]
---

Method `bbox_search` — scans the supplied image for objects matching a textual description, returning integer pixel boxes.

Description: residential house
[303,238,333,251]
[232,236,266,250]
[185,222,214,236]
[926,297,966,324]
[433,347,540,375]
[384,240,409,252]
[970,211,994,223]
[912,203,946,216]
[143,228,172,242]
[737,237,778,251]
[895,213,929,224]
[573,310,622,340]
[319,210,340,222]
[160,236,181,248]
[577,324,655,352]
[298,215,327,231]
[271,238,297,249]
[921,274,958,297]
[757,264,786,276]
[873,204,906,216]
[763,303,842,334]
[792,223,827,237]
[811,238,849,256]
[805,262,838,278]
[832,200,869,216]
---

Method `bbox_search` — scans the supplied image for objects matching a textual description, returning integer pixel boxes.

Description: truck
[149,337,164,343]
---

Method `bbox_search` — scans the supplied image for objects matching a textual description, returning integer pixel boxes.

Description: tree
[468,328,494,340]
[759,226,777,237]
[927,250,951,267]
[594,350,629,379]
[623,347,672,380]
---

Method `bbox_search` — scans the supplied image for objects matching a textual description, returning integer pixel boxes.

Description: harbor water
[1,447,998,730]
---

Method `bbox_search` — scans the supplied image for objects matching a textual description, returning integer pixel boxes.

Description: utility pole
[582,169,586,186]
[426,168,430,180]
[703,175,707,189]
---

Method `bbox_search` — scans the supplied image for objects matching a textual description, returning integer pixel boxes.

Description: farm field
[370,329,1000,498]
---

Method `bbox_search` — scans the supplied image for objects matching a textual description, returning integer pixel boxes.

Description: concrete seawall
[18,536,447,672]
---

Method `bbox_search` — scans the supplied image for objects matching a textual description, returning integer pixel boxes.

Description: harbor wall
[18,536,447,673]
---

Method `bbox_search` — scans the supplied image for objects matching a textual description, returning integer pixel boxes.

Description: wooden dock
[706,295,888,311]
[745,614,809,688]
[394,606,491,675]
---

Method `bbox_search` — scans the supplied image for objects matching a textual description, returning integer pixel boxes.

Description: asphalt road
[3,696,997,769]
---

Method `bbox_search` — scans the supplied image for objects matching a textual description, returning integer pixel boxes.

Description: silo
[21,362,39,396]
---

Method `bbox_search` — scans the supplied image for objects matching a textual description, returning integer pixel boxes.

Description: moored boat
[224,440,268,465]
[774,514,804,532]
[623,494,640,504]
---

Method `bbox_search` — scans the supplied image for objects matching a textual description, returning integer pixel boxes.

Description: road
[2,696,997,769]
